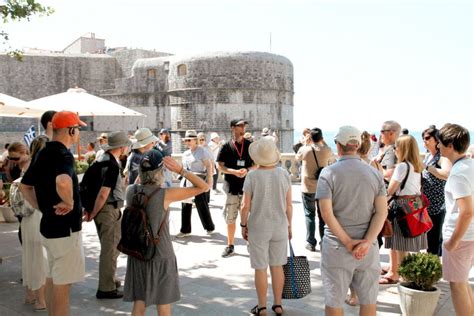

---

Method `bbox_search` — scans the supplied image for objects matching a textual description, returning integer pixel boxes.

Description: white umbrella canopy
[27,88,146,117]
[0,93,44,117]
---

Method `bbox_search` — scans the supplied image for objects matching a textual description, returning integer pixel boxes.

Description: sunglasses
[423,136,432,141]
[380,129,392,133]
[184,139,193,143]
[7,156,20,161]
[198,139,205,142]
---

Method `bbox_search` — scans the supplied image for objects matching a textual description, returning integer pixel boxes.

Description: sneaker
[305,243,316,252]
[221,245,235,258]
[96,289,123,299]
[176,232,190,238]
[213,189,223,195]
[206,230,216,235]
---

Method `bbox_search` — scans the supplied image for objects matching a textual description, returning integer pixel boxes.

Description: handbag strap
[388,162,410,204]
[311,146,320,170]
[288,240,297,298]
[137,185,167,243]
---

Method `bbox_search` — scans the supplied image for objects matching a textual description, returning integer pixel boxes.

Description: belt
[106,201,124,208]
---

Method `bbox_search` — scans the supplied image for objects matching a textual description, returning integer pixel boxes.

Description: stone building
[0,36,294,152]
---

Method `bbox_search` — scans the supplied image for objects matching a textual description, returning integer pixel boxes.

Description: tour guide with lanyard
[232,139,246,167]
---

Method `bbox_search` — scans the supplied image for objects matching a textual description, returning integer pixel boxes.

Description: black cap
[159,128,170,134]
[140,149,164,172]
[230,118,248,127]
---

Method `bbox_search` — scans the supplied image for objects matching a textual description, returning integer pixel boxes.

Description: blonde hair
[139,167,165,185]
[395,135,423,173]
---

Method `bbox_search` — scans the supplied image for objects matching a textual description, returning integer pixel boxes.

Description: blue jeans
[302,192,317,247]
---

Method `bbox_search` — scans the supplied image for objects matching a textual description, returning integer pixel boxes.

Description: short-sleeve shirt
[443,158,474,241]
[97,153,123,203]
[156,140,172,157]
[391,162,421,195]
[422,151,446,215]
[21,141,82,239]
[217,139,254,195]
[295,144,334,193]
[182,146,212,173]
[381,146,397,170]
[316,155,387,242]
[243,167,291,231]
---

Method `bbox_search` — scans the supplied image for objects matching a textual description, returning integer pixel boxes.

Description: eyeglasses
[198,139,205,142]
[68,125,82,130]
[7,156,20,161]
[380,129,392,134]
[423,136,432,141]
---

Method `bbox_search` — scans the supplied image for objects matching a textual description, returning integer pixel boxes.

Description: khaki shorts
[42,231,85,285]
[321,237,380,308]
[442,240,474,283]
[248,228,288,269]
[223,193,243,224]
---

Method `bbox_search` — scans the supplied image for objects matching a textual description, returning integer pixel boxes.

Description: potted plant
[397,252,442,316]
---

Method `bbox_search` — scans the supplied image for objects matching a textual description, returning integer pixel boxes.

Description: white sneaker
[176,232,190,238]
[213,189,223,195]
[206,230,216,235]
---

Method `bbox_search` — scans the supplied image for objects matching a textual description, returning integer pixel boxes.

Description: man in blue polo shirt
[21,111,86,316]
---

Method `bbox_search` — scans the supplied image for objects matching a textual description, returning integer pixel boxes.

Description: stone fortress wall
[0,41,294,153]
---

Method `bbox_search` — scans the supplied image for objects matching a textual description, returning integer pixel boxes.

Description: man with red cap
[21,111,87,316]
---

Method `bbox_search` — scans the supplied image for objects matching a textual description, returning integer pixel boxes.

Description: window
[286,120,290,128]
[147,69,156,79]
[177,64,187,76]
[176,120,182,129]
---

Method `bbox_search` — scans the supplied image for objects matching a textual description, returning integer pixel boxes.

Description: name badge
[237,159,245,167]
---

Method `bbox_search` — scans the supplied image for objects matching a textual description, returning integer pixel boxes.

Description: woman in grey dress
[123,149,210,316]
[240,137,293,316]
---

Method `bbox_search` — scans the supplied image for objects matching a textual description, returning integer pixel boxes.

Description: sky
[1,0,473,133]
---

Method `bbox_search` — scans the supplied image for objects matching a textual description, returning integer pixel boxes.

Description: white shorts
[248,228,288,269]
[42,231,85,285]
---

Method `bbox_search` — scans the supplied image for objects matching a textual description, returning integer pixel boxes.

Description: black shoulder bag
[311,147,323,180]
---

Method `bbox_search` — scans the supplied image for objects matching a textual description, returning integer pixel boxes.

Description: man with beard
[217,119,255,257]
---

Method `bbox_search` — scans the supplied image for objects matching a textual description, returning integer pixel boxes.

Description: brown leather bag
[381,219,393,237]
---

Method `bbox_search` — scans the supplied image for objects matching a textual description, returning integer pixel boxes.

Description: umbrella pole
[37,118,41,135]
[77,112,81,161]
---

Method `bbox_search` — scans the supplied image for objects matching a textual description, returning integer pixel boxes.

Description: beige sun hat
[183,130,198,140]
[132,128,159,149]
[249,136,280,167]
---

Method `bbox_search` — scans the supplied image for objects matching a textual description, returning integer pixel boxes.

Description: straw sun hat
[249,136,280,167]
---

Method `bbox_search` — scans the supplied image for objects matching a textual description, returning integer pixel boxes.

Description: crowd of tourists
[0,110,472,316]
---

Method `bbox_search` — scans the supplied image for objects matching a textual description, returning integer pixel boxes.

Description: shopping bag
[282,241,311,299]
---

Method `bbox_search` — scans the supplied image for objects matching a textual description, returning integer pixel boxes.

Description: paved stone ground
[0,183,471,315]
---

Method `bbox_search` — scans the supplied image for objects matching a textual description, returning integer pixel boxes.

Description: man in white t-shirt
[438,123,474,316]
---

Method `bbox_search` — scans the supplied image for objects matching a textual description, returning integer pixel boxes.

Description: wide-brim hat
[249,136,280,167]
[210,132,220,140]
[102,131,132,151]
[96,132,108,140]
[183,130,198,140]
[132,128,159,149]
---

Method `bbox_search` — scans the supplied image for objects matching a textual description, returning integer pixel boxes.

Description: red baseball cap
[52,111,87,129]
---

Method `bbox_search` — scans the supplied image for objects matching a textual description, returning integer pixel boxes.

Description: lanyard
[232,140,244,160]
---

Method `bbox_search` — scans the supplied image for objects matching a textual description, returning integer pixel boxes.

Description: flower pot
[398,283,440,316]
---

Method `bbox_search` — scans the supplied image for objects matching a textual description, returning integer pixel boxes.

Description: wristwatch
[240,223,247,228]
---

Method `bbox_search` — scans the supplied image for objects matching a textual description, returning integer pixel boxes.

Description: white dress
[21,209,48,290]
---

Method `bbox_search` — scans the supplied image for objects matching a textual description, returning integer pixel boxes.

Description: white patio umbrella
[0,93,44,117]
[27,88,146,117]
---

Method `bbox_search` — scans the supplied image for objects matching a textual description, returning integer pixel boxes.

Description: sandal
[251,305,267,315]
[380,267,389,275]
[272,304,283,316]
[378,276,399,285]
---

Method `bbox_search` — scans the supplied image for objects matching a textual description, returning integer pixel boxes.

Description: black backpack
[79,154,111,212]
[117,185,168,261]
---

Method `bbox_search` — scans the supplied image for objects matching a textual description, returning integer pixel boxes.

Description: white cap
[210,132,220,140]
[334,126,361,146]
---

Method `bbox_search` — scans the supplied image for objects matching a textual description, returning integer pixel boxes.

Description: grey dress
[123,184,180,306]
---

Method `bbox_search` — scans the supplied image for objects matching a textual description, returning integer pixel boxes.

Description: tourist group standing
[0,110,469,316]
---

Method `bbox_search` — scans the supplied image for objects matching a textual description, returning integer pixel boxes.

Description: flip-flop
[344,296,358,306]
[378,276,398,285]
[380,267,389,275]
[34,306,47,312]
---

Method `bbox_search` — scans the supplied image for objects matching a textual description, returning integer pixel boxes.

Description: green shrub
[74,160,89,175]
[398,253,442,291]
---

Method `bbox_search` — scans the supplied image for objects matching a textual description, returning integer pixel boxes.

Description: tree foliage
[0,0,54,60]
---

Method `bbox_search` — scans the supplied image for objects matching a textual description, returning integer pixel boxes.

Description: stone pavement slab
[0,184,471,315]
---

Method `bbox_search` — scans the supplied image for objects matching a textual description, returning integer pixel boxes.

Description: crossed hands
[344,239,371,260]
[234,168,248,178]
[54,201,73,215]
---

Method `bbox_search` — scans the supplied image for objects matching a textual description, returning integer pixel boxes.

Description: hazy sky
[2,0,472,132]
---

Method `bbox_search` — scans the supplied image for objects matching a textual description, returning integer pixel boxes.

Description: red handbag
[396,194,433,238]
